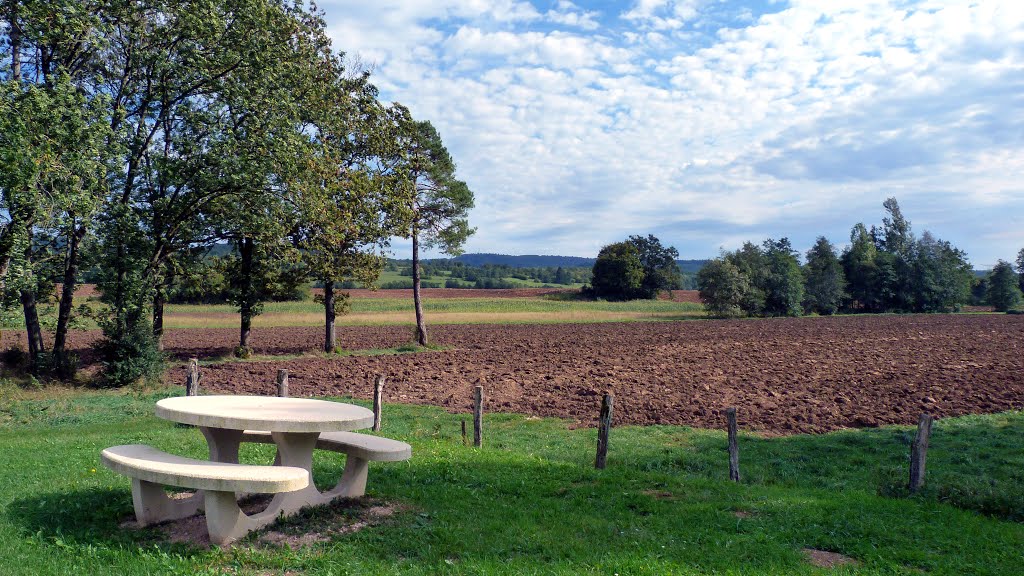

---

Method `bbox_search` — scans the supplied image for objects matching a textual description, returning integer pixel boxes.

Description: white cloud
[318,0,1024,264]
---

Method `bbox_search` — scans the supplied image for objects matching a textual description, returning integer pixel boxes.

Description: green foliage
[165,252,308,305]
[986,260,1022,312]
[399,119,476,256]
[590,241,645,301]
[802,237,846,315]
[696,258,748,317]
[724,242,768,314]
[840,223,880,311]
[761,238,804,317]
[838,200,972,314]
[93,320,164,388]
[627,234,683,298]
[910,232,973,312]
[590,235,681,301]
[1016,248,1024,295]
[718,239,803,317]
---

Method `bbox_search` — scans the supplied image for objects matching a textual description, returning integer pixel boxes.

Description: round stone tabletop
[155,395,375,432]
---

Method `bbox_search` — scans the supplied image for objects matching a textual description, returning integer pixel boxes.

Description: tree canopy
[0,0,458,383]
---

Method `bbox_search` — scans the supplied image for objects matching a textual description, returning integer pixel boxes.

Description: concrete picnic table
[155,395,375,516]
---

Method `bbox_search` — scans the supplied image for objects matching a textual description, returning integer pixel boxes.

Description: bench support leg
[131,479,202,526]
[325,456,369,498]
[261,431,322,514]
[204,489,281,546]
[200,426,244,463]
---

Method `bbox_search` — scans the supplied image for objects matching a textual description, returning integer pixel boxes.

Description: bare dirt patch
[119,495,401,548]
[154,314,1024,436]
[802,548,859,568]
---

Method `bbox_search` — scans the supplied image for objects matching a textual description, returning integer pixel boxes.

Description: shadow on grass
[6,486,172,549]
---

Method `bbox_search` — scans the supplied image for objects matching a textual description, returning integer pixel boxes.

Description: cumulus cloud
[318,0,1024,265]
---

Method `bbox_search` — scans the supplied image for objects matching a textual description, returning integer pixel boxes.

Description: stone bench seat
[239,430,411,497]
[101,444,308,545]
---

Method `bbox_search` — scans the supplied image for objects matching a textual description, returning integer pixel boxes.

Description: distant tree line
[393,260,591,287]
[697,198,1022,317]
[0,0,472,383]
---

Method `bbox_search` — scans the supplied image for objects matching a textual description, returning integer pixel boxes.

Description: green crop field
[0,385,1021,575]
[2,295,705,331]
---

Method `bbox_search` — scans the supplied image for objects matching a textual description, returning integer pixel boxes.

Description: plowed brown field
[160,314,1024,435]
[9,314,1022,435]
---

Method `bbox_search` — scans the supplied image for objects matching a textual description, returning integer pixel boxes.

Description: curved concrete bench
[240,430,411,498]
[102,444,308,545]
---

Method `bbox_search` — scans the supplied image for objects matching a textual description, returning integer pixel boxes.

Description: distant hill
[448,253,708,273]
[451,253,595,268]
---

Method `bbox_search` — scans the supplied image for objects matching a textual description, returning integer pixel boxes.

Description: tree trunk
[8,1,21,82]
[238,237,254,351]
[0,226,13,295]
[20,225,43,370]
[21,287,43,368]
[53,224,86,355]
[323,279,336,352]
[412,229,427,346]
[152,284,165,351]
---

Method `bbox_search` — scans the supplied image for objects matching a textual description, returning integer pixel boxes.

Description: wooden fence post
[726,407,740,482]
[461,419,467,445]
[595,392,613,469]
[276,369,289,398]
[909,413,933,493]
[473,386,484,447]
[372,374,385,432]
[185,358,200,396]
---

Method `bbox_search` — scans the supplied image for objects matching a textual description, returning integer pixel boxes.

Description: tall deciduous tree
[910,231,973,312]
[724,242,768,315]
[761,238,804,317]
[1,0,110,373]
[591,242,644,301]
[840,223,880,312]
[627,234,682,299]
[297,85,412,353]
[397,118,474,346]
[1016,248,1024,295]
[803,237,846,315]
[986,260,1022,312]
[697,258,748,317]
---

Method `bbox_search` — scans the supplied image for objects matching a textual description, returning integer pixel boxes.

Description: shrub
[95,321,164,388]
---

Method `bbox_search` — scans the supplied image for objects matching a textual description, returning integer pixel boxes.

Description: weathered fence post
[909,413,933,493]
[595,392,613,469]
[473,385,484,448]
[461,419,467,445]
[185,358,200,396]
[372,374,385,432]
[726,407,740,482]
[276,369,289,398]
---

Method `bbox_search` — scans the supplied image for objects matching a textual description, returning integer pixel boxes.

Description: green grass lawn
[0,385,1021,575]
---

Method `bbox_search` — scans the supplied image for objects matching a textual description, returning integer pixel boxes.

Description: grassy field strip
[166,297,702,315]
[3,297,704,331]
[165,310,703,329]
[161,297,705,328]
[0,386,1022,575]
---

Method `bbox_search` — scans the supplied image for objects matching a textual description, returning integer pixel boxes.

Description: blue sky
[319,0,1024,268]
